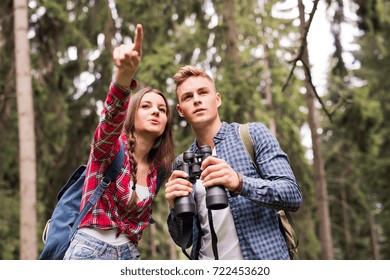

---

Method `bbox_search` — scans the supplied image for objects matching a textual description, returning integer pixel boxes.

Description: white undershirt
[79,182,148,245]
[195,149,243,260]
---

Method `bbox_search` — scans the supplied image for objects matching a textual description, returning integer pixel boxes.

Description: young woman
[64,24,175,260]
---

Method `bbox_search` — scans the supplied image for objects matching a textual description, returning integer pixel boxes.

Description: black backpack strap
[150,167,166,225]
[155,167,166,195]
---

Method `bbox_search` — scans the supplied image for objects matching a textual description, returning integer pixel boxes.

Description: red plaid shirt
[79,82,158,245]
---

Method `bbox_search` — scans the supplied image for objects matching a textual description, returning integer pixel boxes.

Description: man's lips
[193,108,205,114]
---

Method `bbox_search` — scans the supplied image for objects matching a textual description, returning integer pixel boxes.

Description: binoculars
[174,145,228,219]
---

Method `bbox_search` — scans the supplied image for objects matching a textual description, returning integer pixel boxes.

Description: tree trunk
[150,224,157,259]
[262,43,276,137]
[14,0,37,260]
[298,0,334,259]
[340,183,353,258]
[257,4,276,137]
[369,213,380,260]
[222,0,240,70]
[169,237,178,260]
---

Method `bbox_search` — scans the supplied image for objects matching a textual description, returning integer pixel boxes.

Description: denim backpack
[39,142,125,260]
[39,140,166,260]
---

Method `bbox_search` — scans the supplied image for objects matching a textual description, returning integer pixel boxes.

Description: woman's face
[134,91,168,140]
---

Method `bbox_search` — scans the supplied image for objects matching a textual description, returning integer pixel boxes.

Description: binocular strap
[180,209,219,260]
[208,209,219,260]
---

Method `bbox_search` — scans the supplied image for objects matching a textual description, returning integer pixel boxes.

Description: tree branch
[282,0,333,122]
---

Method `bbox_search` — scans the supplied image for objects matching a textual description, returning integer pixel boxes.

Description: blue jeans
[64,230,141,260]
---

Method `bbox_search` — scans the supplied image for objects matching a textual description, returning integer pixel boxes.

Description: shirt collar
[213,121,228,143]
[191,121,228,150]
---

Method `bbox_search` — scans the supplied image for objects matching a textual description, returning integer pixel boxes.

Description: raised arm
[91,24,144,160]
[113,23,143,88]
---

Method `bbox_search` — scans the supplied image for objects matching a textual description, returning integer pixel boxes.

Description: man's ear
[216,92,222,108]
[176,104,184,117]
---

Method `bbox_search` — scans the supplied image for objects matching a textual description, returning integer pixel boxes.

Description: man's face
[176,76,221,127]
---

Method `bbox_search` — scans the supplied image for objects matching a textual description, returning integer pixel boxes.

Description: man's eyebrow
[181,86,210,98]
[179,91,193,98]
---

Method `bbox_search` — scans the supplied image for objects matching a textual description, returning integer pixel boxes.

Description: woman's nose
[151,106,160,115]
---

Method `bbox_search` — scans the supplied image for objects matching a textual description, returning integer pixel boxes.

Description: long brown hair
[122,87,174,212]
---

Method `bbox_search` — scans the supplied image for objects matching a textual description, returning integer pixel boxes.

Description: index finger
[133,24,143,55]
[169,170,189,181]
[201,156,220,170]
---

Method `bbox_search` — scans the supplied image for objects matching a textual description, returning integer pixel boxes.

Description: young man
[164,65,302,260]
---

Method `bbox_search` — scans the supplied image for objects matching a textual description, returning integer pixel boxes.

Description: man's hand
[165,170,193,208]
[113,24,143,87]
[200,156,241,193]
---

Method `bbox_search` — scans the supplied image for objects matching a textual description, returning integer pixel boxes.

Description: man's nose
[193,93,201,103]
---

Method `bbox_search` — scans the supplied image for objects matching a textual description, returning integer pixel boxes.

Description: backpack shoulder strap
[155,167,166,195]
[71,140,125,234]
[91,139,125,199]
[103,140,125,182]
[239,123,259,173]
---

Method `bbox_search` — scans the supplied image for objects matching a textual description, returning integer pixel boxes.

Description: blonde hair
[172,65,215,95]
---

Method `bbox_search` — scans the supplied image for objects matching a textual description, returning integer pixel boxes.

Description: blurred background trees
[1,0,389,260]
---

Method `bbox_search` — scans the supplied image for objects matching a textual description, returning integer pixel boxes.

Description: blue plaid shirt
[167,121,302,259]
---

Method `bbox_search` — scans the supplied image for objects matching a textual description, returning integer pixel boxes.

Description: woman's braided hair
[125,130,138,212]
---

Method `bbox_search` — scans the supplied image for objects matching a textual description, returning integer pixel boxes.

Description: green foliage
[321,0,390,258]
[3,0,389,260]
[0,190,20,259]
